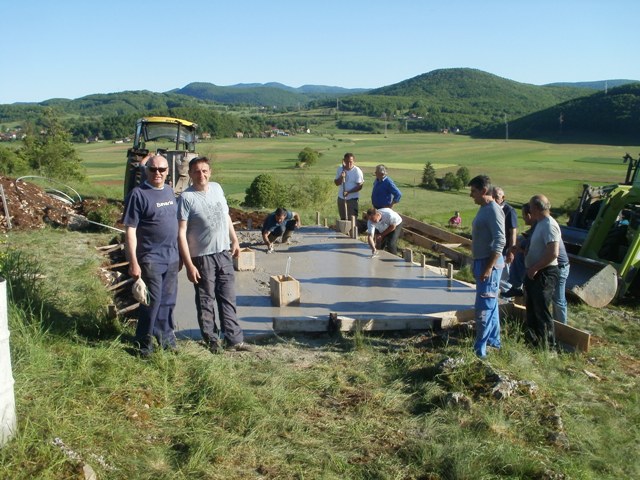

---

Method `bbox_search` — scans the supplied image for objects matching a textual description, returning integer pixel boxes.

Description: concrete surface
[174,226,477,340]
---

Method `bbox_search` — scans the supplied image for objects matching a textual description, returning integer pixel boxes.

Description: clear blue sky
[1,0,638,104]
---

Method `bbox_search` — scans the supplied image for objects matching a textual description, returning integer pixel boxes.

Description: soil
[0,175,267,233]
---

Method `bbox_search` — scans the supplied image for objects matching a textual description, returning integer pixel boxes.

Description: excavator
[561,153,640,307]
[123,116,198,199]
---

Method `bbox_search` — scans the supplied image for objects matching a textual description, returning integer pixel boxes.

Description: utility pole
[504,113,508,141]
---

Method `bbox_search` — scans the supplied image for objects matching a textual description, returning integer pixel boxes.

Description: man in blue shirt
[371,164,402,209]
[261,207,301,253]
[123,155,179,357]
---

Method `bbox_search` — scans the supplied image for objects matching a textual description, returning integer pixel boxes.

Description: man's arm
[125,226,141,280]
[527,241,559,279]
[178,220,200,284]
[228,214,240,257]
[390,179,402,205]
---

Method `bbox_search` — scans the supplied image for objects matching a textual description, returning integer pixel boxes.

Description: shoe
[228,342,255,352]
[501,287,523,298]
[208,340,224,355]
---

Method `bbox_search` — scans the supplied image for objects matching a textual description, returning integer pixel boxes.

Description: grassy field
[0,134,638,478]
[77,132,638,228]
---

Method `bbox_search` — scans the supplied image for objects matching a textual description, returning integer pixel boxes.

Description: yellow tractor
[123,116,198,199]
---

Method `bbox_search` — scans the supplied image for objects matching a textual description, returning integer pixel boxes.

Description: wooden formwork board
[272,303,591,352]
[401,229,472,266]
[400,214,472,247]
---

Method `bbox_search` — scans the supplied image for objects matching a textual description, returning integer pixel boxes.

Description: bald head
[529,194,551,219]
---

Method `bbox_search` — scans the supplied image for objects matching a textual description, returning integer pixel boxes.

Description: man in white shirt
[366,207,403,256]
[334,152,364,221]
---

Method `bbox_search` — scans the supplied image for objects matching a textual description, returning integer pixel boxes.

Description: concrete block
[233,248,255,271]
[270,275,301,306]
[336,219,352,235]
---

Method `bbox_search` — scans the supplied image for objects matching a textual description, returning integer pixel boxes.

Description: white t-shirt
[178,182,230,257]
[335,165,364,200]
[367,208,402,235]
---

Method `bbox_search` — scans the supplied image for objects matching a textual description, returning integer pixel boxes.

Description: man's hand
[128,263,141,281]
[186,264,201,284]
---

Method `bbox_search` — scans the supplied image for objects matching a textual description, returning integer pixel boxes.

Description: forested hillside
[315,68,594,132]
[474,83,640,142]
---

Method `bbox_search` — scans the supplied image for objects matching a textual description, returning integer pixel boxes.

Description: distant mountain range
[1,69,638,143]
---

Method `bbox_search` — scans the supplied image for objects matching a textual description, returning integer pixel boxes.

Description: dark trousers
[524,265,559,349]
[267,220,297,243]
[337,197,359,221]
[136,261,179,354]
[192,251,244,346]
[380,226,402,255]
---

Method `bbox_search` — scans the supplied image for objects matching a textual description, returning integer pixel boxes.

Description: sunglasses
[147,167,168,173]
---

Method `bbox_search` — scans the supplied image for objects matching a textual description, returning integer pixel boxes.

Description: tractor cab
[124,116,198,199]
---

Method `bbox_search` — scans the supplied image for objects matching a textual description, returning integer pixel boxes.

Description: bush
[456,166,470,186]
[244,174,279,208]
[297,147,320,167]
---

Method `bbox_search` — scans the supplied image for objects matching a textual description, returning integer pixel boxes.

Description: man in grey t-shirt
[468,175,506,359]
[177,157,251,353]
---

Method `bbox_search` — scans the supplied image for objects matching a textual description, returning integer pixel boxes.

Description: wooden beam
[400,214,472,246]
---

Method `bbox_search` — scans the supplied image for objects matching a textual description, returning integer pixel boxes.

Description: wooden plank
[104,261,129,270]
[555,321,591,352]
[400,214,472,246]
[402,229,472,265]
[106,277,134,292]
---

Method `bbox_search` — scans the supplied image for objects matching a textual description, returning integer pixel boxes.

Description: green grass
[75,133,638,229]
[1,135,639,478]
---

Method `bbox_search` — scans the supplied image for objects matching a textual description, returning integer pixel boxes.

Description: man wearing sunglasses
[177,157,252,354]
[123,155,179,357]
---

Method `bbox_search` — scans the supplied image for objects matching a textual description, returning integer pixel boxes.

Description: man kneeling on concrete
[366,207,403,256]
[261,207,301,253]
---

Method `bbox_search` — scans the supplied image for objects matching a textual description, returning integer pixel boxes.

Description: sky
[1,0,639,104]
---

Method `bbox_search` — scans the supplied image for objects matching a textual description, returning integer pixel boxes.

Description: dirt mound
[0,176,82,232]
[0,175,267,233]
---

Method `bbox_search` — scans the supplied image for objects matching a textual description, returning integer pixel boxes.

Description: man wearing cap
[123,154,179,357]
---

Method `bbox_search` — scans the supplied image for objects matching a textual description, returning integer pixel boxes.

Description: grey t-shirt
[178,182,230,257]
[471,200,506,260]
[525,215,560,268]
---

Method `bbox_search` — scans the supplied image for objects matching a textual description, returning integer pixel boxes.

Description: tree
[421,162,438,189]
[456,166,470,186]
[243,174,279,208]
[20,108,86,181]
[0,144,28,176]
[297,147,320,167]
[442,172,463,191]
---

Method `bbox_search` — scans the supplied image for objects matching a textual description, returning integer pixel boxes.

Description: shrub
[456,166,470,186]
[297,147,320,167]
[244,174,279,208]
[421,162,438,189]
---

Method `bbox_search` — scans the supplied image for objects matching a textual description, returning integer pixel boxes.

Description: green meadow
[78,132,638,227]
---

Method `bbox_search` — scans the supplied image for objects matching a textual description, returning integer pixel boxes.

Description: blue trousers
[553,263,570,324]
[192,251,244,346]
[136,261,179,354]
[473,258,503,358]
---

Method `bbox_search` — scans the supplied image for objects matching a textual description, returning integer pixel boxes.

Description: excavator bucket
[565,255,618,308]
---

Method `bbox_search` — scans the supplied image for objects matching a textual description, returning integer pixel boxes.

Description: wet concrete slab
[174,226,477,340]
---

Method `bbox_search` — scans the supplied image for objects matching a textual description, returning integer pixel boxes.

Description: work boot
[207,340,224,355]
[228,342,256,352]
[501,287,523,298]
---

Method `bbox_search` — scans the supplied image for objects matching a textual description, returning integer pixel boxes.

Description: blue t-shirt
[262,210,294,234]
[371,176,402,208]
[502,202,518,254]
[123,183,179,264]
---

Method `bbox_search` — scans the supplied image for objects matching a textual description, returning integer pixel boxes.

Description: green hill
[474,82,640,143]
[325,68,593,132]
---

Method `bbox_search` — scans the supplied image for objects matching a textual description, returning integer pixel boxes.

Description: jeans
[192,251,244,346]
[136,261,179,354]
[473,258,503,358]
[524,265,559,349]
[553,263,570,324]
[380,226,402,255]
[508,251,526,290]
